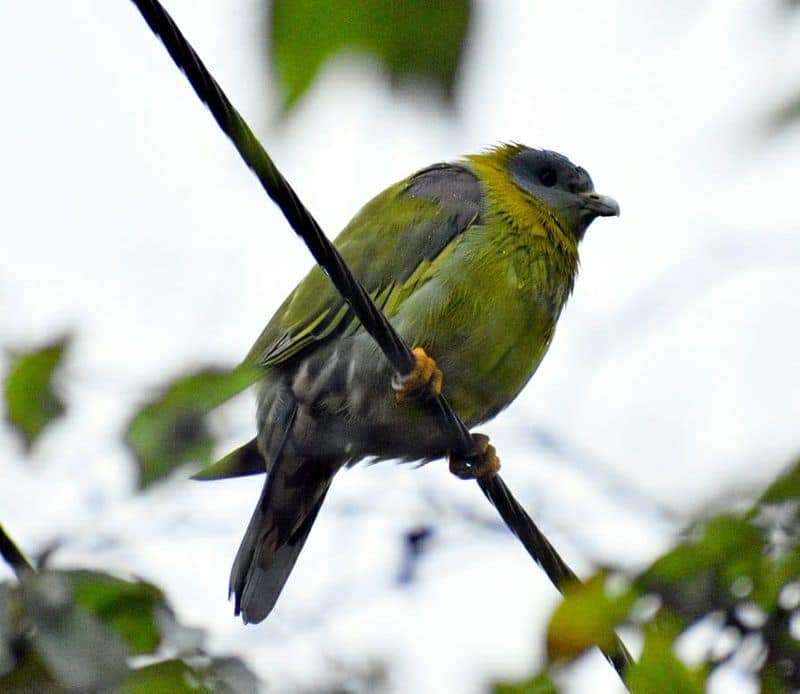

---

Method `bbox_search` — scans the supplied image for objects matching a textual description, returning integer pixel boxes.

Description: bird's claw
[449,433,500,479]
[393,347,443,402]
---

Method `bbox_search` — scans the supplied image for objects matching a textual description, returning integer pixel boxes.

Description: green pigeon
[206,143,619,623]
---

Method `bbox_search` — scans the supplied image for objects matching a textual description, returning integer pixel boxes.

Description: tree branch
[0,522,35,578]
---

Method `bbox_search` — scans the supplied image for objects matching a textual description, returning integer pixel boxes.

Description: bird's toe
[393,347,443,402]
[449,433,501,479]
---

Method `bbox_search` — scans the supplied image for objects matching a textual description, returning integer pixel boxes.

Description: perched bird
[205,143,619,623]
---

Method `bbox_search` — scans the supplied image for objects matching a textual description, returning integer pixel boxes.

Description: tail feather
[192,438,265,481]
[230,456,337,624]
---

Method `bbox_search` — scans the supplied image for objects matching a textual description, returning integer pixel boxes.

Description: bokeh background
[2,1,800,691]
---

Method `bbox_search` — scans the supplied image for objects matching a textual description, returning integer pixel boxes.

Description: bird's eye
[539,168,557,187]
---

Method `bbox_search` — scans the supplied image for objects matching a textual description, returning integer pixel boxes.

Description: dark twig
[0,522,35,578]
[128,0,633,680]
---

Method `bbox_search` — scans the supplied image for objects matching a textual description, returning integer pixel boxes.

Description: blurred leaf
[270,0,471,110]
[760,458,800,504]
[68,570,165,655]
[4,336,69,450]
[125,365,258,488]
[23,572,129,691]
[0,646,58,693]
[202,657,260,694]
[761,651,800,694]
[546,573,635,662]
[761,664,788,694]
[123,657,259,694]
[1,568,260,692]
[625,618,706,693]
[122,659,206,694]
[751,550,800,612]
[495,671,559,694]
[769,92,800,131]
[154,604,207,657]
[639,514,763,619]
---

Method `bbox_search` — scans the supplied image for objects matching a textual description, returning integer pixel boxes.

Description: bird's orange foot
[449,433,501,479]
[392,347,443,402]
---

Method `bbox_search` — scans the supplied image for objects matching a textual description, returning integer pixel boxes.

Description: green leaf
[759,457,800,504]
[124,365,259,488]
[122,657,259,694]
[68,570,166,655]
[625,619,706,694]
[0,645,57,693]
[2,570,259,692]
[270,0,471,110]
[750,549,800,612]
[4,336,69,450]
[639,514,764,619]
[22,572,129,691]
[122,659,207,694]
[546,573,636,662]
[494,672,560,694]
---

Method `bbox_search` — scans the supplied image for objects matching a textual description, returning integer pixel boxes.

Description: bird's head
[506,146,619,241]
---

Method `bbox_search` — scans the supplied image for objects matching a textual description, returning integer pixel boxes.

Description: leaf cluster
[0,567,258,693]
[2,337,258,692]
[496,457,800,693]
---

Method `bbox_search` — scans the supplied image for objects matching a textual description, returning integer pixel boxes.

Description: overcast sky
[2,1,800,692]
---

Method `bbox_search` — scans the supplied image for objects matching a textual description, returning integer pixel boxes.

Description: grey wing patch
[403,163,484,228]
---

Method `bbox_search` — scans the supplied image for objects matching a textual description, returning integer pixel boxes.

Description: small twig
[128,0,633,681]
[0,522,35,578]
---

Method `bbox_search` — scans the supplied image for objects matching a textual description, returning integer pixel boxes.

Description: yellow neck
[466,145,579,262]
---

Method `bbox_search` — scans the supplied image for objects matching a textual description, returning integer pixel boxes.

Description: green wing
[245,163,484,368]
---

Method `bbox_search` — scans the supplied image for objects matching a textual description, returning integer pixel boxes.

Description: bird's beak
[579,191,620,217]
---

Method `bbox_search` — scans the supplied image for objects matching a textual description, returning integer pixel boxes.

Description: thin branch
[128,0,633,681]
[0,522,35,578]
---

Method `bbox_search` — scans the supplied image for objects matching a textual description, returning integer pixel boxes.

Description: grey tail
[229,455,337,624]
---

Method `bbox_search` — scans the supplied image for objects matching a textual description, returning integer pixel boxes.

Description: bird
[201,143,619,624]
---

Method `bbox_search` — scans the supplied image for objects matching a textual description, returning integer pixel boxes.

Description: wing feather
[245,163,483,368]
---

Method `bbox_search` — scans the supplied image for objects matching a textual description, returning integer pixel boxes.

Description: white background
[2,1,799,691]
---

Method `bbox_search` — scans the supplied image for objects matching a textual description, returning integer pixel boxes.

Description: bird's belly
[425,248,570,427]
[283,247,573,464]
[434,298,560,427]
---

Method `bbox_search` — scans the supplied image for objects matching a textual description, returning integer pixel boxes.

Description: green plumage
[209,144,618,623]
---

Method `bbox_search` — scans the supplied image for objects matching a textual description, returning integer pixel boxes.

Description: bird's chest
[435,233,576,424]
